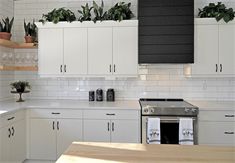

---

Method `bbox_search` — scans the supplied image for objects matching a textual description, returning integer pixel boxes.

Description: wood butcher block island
[56,142,235,163]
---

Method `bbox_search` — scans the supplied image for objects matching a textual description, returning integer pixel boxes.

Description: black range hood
[138,0,194,64]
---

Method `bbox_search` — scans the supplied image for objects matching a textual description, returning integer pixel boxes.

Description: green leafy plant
[198,2,235,23]
[78,3,93,22]
[107,2,134,21]
[39,8,76,24]
[24,20,37,37]
[0,17,14,33]
[10,81,31,93]
[92,1,108,23]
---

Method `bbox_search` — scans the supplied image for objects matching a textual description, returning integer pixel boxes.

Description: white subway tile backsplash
[0,0,234,101]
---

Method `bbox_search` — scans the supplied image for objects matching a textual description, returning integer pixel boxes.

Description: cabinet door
[0,126,10,162]
[219,24,235,75]
[111,120,140,143]
[64,28,88,75]
[199,121,235,146]
[88,28,113,75]
[192,25,219,75]
[84,120,110,142]
[11,119,26,162]
[113,27,138,75]
[38,28,63,76]
[57,119,83,158]
[30,119,57,160]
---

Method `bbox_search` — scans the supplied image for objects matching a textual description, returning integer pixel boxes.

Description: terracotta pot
[0,32,12,40]
[24,36,35,43]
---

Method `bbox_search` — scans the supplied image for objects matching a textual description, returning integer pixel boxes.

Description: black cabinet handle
[106,113,115,116]
[112,122,114,131]
[225,115,235,118]
[51,112,61,115]
[64,65,66,73]
[8,128,11,138]
[216,64,218,72]
[114,64,116,73]
[109,64,112,73]
[53,121,55,130]
[224,132,234,135]
[12,127,15,136]
[60,65,63,73]
[220,64,222,72]
[107,122,110,131]
[7,117,15,121]
[57,121,59,130]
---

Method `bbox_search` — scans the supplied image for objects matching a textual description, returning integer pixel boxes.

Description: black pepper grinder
[89,91,95,101]
[96,88,103,101]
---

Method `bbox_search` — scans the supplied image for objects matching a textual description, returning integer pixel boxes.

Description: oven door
[141,116,198,144]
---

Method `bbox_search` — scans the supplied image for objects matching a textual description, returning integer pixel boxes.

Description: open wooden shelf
[0,65,38,71]
[0,39,38,49]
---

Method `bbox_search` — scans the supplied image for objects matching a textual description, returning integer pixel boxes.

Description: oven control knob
[192,108,197,113]
[150,108,155,113]
[184,108,190,113]
[144,108,148,113]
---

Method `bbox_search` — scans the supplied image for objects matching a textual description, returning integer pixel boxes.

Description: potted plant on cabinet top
[198,2,235,23]
[24,20,37,43]
[0,17,14,40]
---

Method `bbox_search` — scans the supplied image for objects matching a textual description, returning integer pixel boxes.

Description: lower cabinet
[84,110,140,143]
[30,118,83,160]
[0,112,26,162]
[199,110,235,146]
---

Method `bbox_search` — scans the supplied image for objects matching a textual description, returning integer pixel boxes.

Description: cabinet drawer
[84,110,139,120]
[199,110,235,121]
[30,109,83,119]
[1,110,25,127]
[199,121,235,146]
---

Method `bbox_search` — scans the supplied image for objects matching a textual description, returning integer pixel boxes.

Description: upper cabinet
[36,21,138,77]
[138,0,194,64]
[184,18,235,77]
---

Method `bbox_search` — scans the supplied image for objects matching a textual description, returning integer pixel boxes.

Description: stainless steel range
[140,98,199,144]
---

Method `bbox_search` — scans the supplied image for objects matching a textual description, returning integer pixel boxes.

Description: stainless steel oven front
[141,116,198,144]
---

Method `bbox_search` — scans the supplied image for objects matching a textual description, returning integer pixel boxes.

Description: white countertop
[189,100,235,111]
[0,99,235,117]
[0,99,141,117]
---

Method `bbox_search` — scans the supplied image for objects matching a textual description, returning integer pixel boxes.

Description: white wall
[3,0,234,101]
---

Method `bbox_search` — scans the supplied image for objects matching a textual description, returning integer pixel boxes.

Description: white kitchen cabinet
[199,109,235,146]
[64,28,88,75]
[113,27,138,75]
[83,109,140,143]
[0,112,26,162]
[219,24,235,75]
[84,120,110,142]
[111,120,139,143]
[30,119,57,160]
[36,20,138,77]
[29,109,83,160]
[88,27,113,75]
[57,119,83,157]
[199,121,235,146]
[184,18,235,77]
[38,28,63,76]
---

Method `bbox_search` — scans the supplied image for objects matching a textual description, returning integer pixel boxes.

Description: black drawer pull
[106,113,115,116]
[51,112,61,115]
[224,132,234,135]
[225,115,235,118]
[7,117,15,121]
